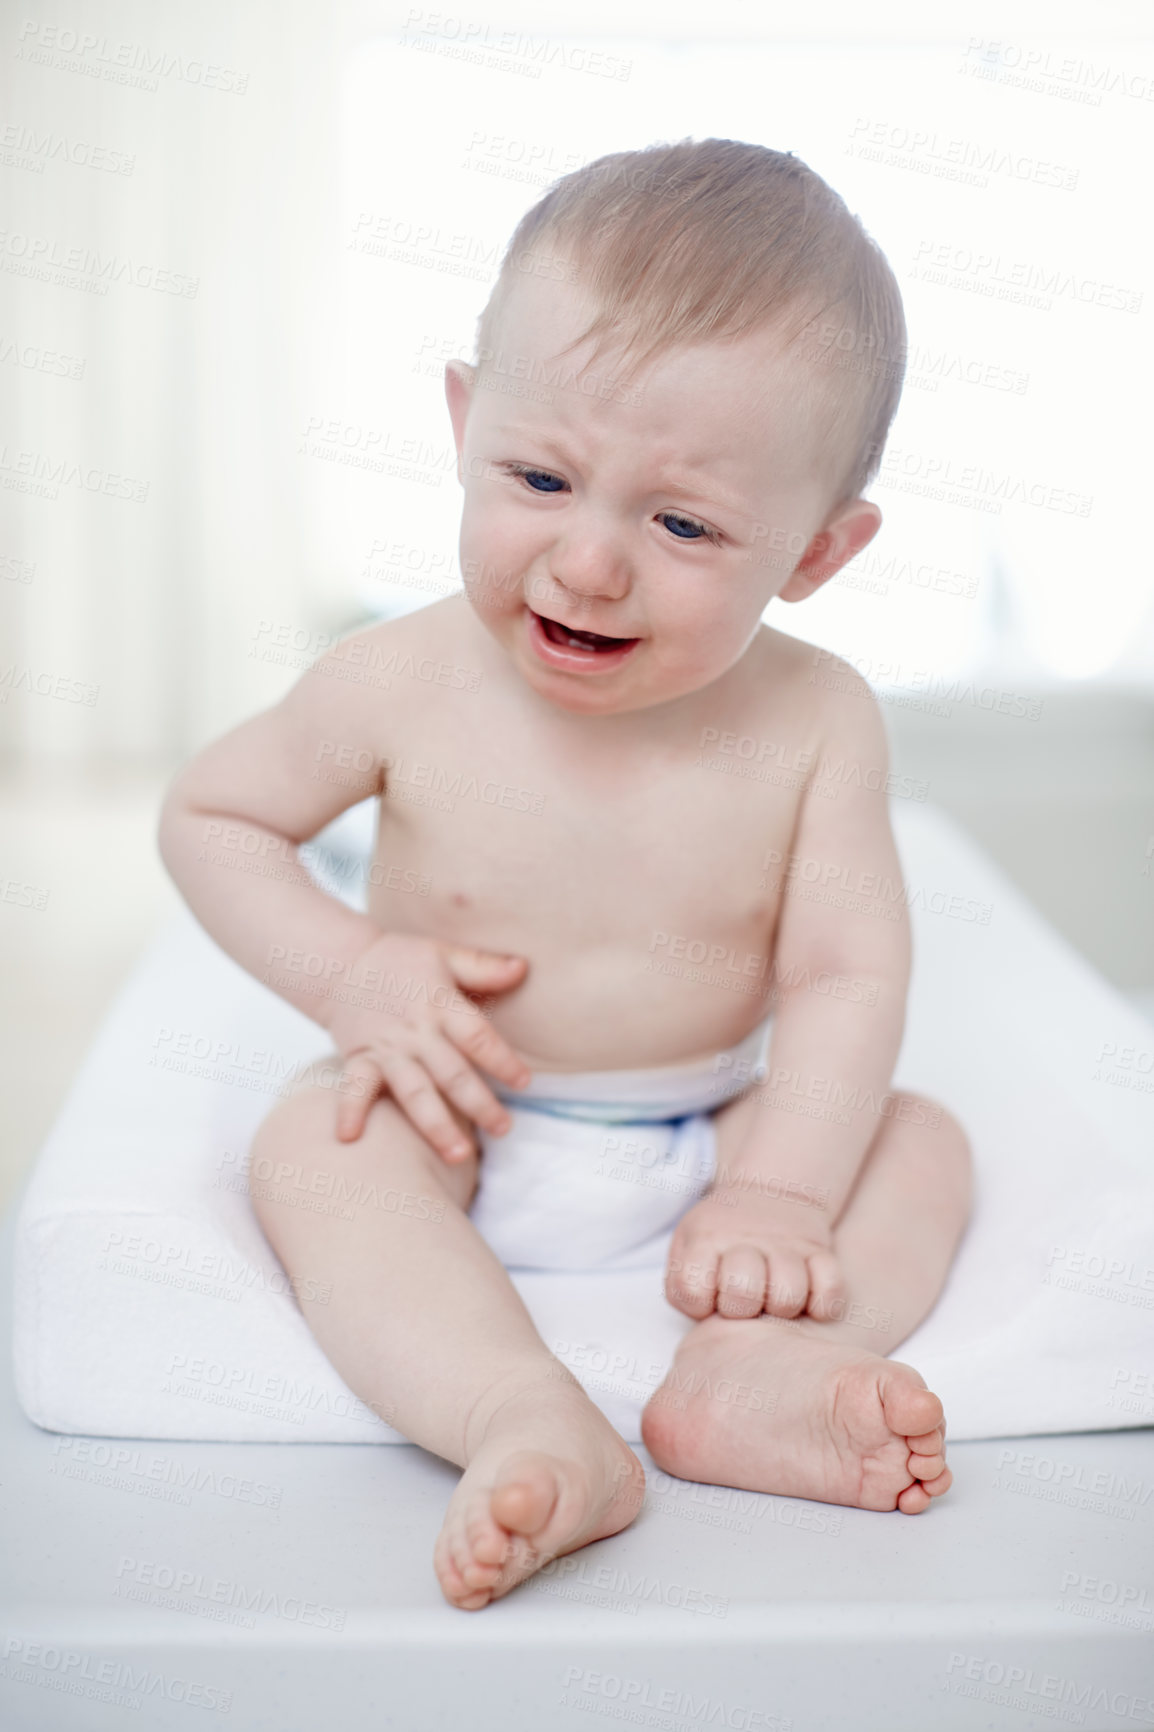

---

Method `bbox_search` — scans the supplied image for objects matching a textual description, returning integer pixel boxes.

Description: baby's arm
[667,665,910,1321]
[157,624,529,1159]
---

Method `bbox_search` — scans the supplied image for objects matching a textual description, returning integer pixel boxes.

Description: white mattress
[11,800,1154,1445]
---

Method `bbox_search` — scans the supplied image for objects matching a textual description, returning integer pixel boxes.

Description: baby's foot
[434,1375,645,1610]
[641,1317,951,1514]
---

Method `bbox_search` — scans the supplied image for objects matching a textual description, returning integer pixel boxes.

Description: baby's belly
[448,935,776,1072]
[499,983,770,1072]
[366,793,784,1071]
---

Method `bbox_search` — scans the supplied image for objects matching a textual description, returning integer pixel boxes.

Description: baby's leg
[641,1092,972,1513]
[247,1083,644,1608]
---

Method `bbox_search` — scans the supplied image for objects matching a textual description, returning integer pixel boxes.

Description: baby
[159,138,973,1611]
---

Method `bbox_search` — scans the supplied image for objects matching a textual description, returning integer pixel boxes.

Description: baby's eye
[507,463,567,493]
[658,511,721,546]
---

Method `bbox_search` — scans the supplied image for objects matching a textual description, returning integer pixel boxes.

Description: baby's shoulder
[313,593,485,685]
[282,593,481,736]
[748,624,886,756]
[328,592,472,656]
[753,622,879,706]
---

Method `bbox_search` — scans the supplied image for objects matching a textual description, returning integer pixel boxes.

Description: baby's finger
[715,1246,768,1319]
[446,1005,532,1090]
[664,1240,719,1319]
[420,1034,516,1137]
[805,1250,848,1323]
[376,1052,476,1163]
[334,1052,383,1142]
[763,1248,809,1318]
[441,945,528,995]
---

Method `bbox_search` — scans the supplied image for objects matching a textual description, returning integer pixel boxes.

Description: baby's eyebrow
[493,424,754,517]
[652,464,753,517]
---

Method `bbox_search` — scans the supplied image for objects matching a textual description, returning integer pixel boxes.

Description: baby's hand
[324,932,531,1159]
[664,1193,845,1322]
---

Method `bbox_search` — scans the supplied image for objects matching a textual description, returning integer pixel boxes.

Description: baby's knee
[900,1093,973,1207]
[246,1084,478,1217]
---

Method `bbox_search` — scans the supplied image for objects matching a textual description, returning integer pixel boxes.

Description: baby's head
[444,137,906,718]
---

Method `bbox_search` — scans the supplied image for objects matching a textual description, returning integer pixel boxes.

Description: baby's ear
[778,499,881,603]
[444,360,476,484]
[444,358,475,392]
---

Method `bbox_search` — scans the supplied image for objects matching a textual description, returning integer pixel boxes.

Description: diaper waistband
[492,1012,773,1124]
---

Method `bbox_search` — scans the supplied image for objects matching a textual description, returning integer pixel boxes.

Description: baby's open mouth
[534,611,638,652]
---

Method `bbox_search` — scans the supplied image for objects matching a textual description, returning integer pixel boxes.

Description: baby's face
[445,271,879,718]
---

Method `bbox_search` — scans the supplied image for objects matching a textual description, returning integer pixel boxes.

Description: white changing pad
[12,801,1154,1445]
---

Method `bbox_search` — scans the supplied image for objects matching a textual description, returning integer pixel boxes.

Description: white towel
[11,801,1154,1444]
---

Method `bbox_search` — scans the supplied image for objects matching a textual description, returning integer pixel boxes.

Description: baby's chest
[373,733,804,949]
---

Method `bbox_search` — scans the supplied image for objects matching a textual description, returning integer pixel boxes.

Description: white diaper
[469,1014,774,1273]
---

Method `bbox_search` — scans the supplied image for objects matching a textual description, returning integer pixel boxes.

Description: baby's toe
[435,1536,491,1609]
[908,1425,944,1456]
[453,1530,500,1589]
[908,1447,947,1480]
[465,1507,512,1570]
[490,1460,561,1537]
[877,1367,945,1457]
[896,1479,932,1514]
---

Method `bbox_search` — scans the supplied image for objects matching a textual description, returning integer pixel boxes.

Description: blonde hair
[473,137,906,508]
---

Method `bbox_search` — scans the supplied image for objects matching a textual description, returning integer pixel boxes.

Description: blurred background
[2,0,1152,1209]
